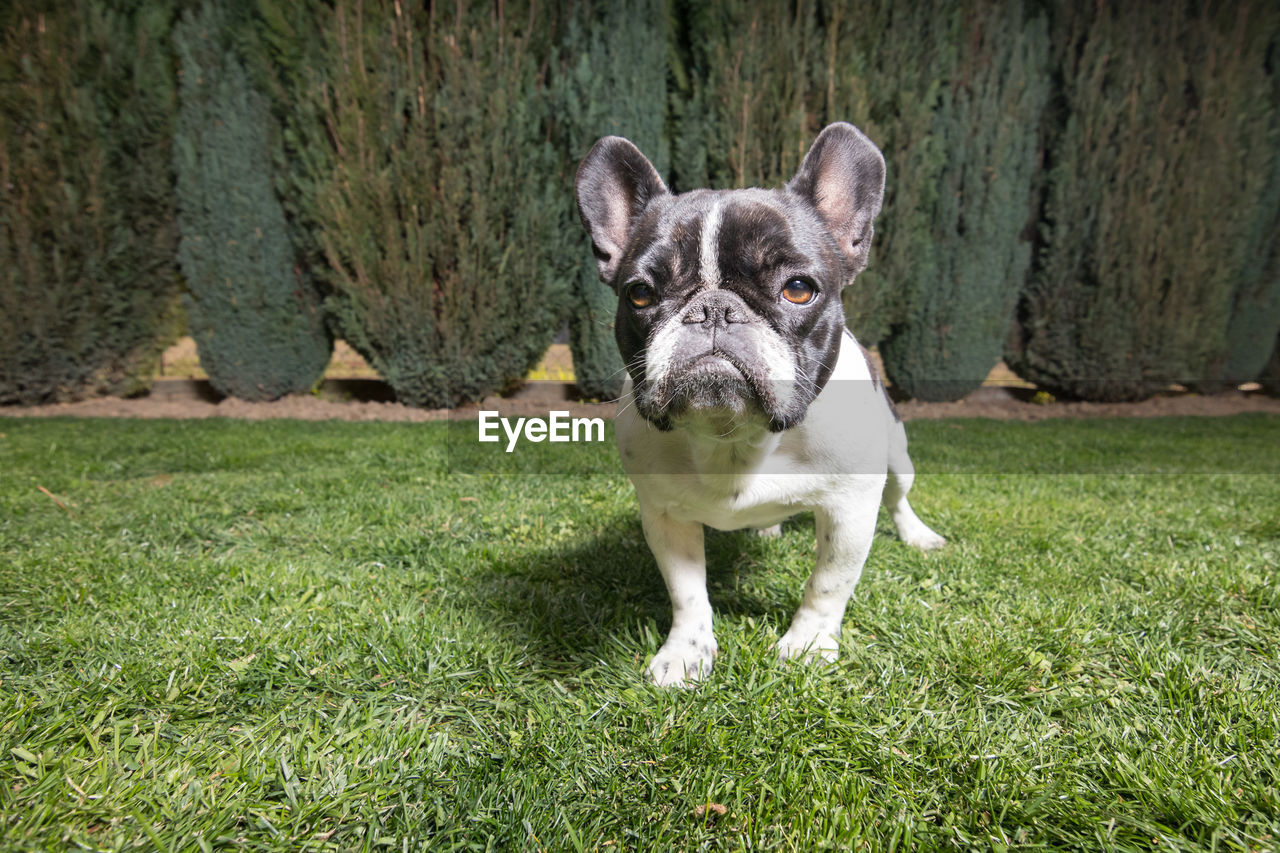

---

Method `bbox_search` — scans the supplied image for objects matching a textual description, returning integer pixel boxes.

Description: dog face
[575,123,885,432]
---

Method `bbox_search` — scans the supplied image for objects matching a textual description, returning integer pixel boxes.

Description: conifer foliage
[1,1,182,404]
[822,0,956,348]
[681,0,1048,400]
[553,0,671,400]
[288,1,570,409]
[1006,0,1280,401]
[680,0,823,193]
[2,0,1275,408]
[1261,335,1280,396]
[173,2,332,402]
[875,0,1050,401]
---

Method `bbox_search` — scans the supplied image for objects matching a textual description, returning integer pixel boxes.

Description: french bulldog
[575,122,946,687]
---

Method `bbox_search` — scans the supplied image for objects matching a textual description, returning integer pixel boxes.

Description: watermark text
[477,410,606,452]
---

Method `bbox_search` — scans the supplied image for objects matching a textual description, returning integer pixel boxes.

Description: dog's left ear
[787,122,885,279]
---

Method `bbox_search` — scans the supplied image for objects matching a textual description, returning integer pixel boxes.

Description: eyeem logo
[478,410,606,453]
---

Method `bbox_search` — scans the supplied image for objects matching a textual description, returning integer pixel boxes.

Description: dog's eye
[781,278,818,305]
[626,282,657,309]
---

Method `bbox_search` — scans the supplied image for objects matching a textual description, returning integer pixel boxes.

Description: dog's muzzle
[637,291,795,429]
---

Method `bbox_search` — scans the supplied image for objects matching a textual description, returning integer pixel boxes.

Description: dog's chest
[633,469,826,531]
[614,339,892,531]
[618,417,842,531]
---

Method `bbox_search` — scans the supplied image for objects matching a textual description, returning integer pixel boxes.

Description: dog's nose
[682,295,747,328]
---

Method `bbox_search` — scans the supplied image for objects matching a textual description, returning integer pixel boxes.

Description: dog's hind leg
[884,420,946,551]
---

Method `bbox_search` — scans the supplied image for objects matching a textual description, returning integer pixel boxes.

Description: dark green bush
[677,0,821,192]
[876,0,1049,401]
[173,3,331,402]
[1260,334,1280,396]
[553,0,671,401]
[676,0,902,340]
[821,0,954,347]
[1198,110,1280,391]
[8,0,1268,407]
[1,1,181,404]
[1006,0,1280,401]
[277,1,569,409]
[676,0,1049,395]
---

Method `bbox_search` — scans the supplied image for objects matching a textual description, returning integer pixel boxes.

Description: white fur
[643,313,685,389]
[617,331,945,687]
[699,199,724,289]
[754,328,798,409]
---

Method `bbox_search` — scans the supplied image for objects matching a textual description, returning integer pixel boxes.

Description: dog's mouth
[628,310,823,433]
[685,352,748,381]
[638,350,775,429]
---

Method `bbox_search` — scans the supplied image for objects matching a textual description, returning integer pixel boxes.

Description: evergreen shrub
[1199,65,1280,391]
[234,0,332,282]
[285,1,570,409]
[1,1,181,404]
[679,0,1049,398]
[1006,0,1280,401]
[173,3,331,402]
[821,0,954,347]
[876,0,1049,401]
[679,0,821,192]
[1260,335,1280,396]
[553,0,670,401]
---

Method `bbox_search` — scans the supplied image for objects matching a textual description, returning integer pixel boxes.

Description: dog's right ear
[575,137,669,286]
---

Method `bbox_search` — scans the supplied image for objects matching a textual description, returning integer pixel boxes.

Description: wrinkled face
[613,189,848,432]
[576,123,885,433]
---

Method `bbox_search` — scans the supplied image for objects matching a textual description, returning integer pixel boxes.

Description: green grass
[1,415,1278,851]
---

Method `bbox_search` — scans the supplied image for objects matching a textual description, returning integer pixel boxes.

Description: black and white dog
[575,123,945,687]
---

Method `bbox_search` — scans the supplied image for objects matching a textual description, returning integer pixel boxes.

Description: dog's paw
[775,629,839,664]
[896,516,947,551]
[903,527,947,552]
[756,524,782,538]
[647,636,717,688]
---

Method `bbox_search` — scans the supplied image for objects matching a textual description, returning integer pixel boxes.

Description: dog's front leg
[639,505,717,687]
[777,497,879,663]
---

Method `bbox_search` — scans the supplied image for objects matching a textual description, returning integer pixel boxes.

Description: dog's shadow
[470,512,811,671]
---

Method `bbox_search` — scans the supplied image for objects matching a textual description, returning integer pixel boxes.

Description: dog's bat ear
[575,137,669,287]
[788,122,885,279]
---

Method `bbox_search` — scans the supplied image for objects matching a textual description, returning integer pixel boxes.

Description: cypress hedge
[1006,0,1280,401]
[675,0,1048,404]
[173,2,331,402]
[276,0,570,409]
[875,0,1049,401]
[1198,32,1280,392]
[553,0,671,401]
[676,0,902,340]
[1,1,181,404]
[1261,334,1280,396]
[820,0,954,347]
[665,0,714,194]
[678,0,822,192]
[5,0,1271,406]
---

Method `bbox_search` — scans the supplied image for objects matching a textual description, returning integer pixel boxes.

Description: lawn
[1,415,1277,851]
